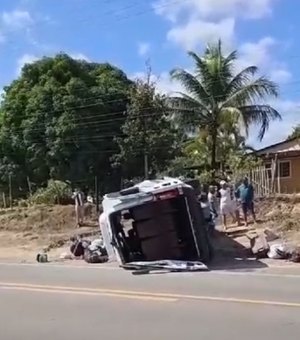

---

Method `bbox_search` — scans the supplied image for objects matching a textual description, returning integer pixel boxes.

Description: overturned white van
[101,177,213,269]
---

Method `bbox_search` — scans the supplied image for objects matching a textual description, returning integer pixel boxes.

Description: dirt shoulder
[0,196,300,265]
[0,204,100,262]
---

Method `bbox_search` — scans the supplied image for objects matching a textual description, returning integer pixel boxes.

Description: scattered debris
[247,231,269,259]
[264,229,279,242]
[83,238,108,264]
[268,244,288,259]
[69,236,108,264]
[36,252,48,263]
[122,260,208,275]
[290,247,300,263]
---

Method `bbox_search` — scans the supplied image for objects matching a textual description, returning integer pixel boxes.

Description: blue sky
[0,0,299,148]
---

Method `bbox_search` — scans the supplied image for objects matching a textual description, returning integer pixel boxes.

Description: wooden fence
[233,156,281,197]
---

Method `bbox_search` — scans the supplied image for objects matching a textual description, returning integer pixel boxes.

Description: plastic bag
[268,244,287,259]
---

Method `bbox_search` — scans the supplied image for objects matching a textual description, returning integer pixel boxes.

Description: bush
[30,180,73,205]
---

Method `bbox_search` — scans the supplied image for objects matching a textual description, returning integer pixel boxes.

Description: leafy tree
[0,54,132,195]
[169,40,281,175]
[287,124,300,140]
[115,77,180,180]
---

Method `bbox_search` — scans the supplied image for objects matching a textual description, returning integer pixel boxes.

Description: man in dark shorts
[236,177,256,226]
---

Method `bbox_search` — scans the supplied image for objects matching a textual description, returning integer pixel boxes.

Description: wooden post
[261,166,264,196]
[95,175,99,213]
[8,174,12,209]
[259,168,262,197]
[258,168,261,197]
[27,176,32,197]
[2,192,6,209]
[264,166,268,196]
[277,156,281,194]
[270,158,275,194]
[144,152,149,180]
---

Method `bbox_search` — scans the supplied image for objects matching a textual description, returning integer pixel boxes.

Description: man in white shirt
[219,180,240,231]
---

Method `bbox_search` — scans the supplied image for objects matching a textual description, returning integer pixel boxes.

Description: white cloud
[129,72,185,95]
[155,72,185,95]
[153,0,275,22]
[154,0,276,55]
[0,88,4,103]
[138,42,151,57]
[2,10,33,30]
[16,54,39,76]
[70,53,90,62]
[167,17,235,50]
[130,71,184,95]
[238,37,276,70]
[269,69,292,84]
[236,37,292,84]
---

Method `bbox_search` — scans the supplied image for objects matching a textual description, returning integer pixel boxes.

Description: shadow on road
[210,230,268,272]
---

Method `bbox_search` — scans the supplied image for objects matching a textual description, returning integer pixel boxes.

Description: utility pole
[143,60,152,180]
[95,175,99,213]
[144,152,149,179]
[142,108,149,180]
[8,174,12,209]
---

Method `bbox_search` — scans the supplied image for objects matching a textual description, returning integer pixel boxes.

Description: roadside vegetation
[0,39,283,203]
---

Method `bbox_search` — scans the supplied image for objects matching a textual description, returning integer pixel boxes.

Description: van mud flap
[121,260,208,275]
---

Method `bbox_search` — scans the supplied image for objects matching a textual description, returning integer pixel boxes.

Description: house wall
[267,157,300,193]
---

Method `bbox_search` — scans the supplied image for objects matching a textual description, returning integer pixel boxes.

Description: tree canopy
[0,53,132,194]
[287,124,300,140]
[0,41,284,200]
[114,76,181,180]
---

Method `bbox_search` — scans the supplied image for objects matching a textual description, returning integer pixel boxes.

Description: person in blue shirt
[236,177,257,227]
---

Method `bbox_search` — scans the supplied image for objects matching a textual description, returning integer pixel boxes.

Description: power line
[4,0,182,50]
[3,67,300,118]
[0,143,178,158]
[2,81,298,133]
[2,108,170,135]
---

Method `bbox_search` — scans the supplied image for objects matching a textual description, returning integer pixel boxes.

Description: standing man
[208,185,218,219]
[219,180,240,231]
[236,177,256,227]
[72,188,85,227]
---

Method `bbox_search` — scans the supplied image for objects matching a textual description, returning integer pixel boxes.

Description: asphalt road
[1,262,300,340]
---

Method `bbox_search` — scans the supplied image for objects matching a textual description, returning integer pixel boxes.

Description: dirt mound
[256,196,300,244]
[0,204,100,259]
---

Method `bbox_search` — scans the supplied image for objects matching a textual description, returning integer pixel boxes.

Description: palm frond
[170,93,210,115]
[170,68,211,105]
[239,105,281,140]
[187,51,214,86]
[168,95,210,128]
[224,49,238,65]
[226,66,258,95]
[222,76,279,108]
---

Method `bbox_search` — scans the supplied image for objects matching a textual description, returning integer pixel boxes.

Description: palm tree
[169,40,281,175]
